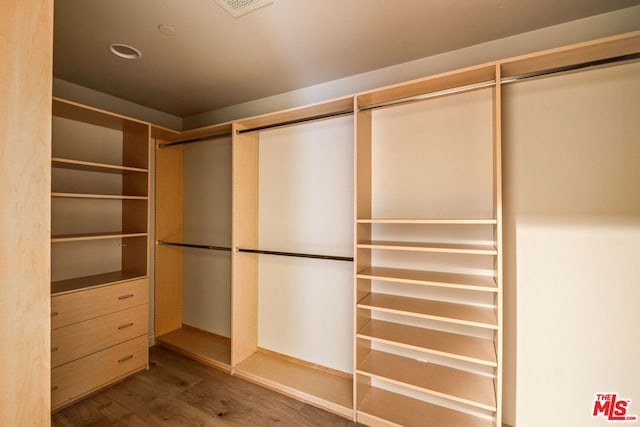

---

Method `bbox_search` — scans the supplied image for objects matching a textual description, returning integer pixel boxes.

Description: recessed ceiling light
[214,0,274,18]
[109,43,142,60]
[158,24,176,36]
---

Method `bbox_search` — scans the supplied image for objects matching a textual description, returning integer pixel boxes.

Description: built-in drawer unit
[51,304,148,368]
[51,278,149,329]
[51,335,148,410]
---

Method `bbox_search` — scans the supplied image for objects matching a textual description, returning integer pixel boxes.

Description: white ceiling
[54,0,640,117]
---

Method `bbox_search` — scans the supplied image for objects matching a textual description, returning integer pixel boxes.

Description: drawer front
[51,335,148,410]
[51,304,148,368]
[52,278,149,329]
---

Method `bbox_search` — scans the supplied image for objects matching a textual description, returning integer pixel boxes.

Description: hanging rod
[158,133,231,148]
[236,110,354,134]
[359,80,496,111]
[237,247,353,262]
[157,240,232,252]
[501,52,640,84]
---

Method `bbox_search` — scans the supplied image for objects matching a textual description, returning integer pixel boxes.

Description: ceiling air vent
[214,0,274,18]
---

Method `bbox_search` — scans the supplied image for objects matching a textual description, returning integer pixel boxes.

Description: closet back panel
[503,60,640,427]
[182,137,232,337]
[257,117,354,373]
[371,87,494,219]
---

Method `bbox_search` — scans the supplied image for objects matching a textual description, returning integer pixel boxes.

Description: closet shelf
[357,240,497,255]
[52,192,148,200]
[357,319,497,367]
[357,218,497,225]
[51,271,147,295]
[357,386,494,427]
[357,350,496,411]
[234,351,353,419]
[155,326,231,373]
[357,267,497,292]
[52,157,148,174]
[358,293,497,330]
[52,232,147,243]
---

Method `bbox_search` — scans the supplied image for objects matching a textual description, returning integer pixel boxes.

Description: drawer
[52,278,148,329]
[51,335,148,411]
[52,304,148,368]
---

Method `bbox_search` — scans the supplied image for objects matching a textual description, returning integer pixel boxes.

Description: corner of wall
[182,5,640,131]
[53,78,184,131]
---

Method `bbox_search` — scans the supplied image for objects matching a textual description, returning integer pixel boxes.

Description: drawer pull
[118,294,135,300]
[51,347,59,352]
[117,322,134,330]
[51,311,59,317]
[117,355,134,364]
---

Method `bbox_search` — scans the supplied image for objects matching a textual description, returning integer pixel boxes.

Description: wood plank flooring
[52,346,361,426]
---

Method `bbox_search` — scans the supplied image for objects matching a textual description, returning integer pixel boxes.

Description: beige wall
[503,61,640,427]
[0,0,53,424]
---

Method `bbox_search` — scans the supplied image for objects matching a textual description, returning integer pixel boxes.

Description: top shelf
[52,157,148,174]
[357,218,497,225]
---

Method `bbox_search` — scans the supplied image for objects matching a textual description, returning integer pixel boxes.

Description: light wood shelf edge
[51,232,147,243]
[232,351,354,419]
[357,218,498,224]
[51,192,148,200]
[358,350,496,411]
[357,267,498,292]
[357,240,497,255]
[52,157,148,173]
[155,326,232,374]
[358,293,497,330]
[357,386,494,427]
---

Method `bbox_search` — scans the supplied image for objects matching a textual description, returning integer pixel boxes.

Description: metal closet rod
[157,240,232,252]
[500,52,640,84]
[236,110,354,134]
[158,133,231,148]
[237,247,353,262]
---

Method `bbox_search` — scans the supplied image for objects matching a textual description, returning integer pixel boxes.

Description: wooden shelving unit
[50,98,151,411]
[231,96,355,419]
[354,62,502,426]
[154,122,233,371]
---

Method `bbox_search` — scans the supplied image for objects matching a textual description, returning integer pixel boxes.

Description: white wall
[182,137,233,337]
[257,117,354,373]
[503,61,640,427]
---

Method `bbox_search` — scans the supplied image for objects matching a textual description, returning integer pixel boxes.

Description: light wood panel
[0,0,53,424]
[357,387,494,427]
[51,272,148,296]
[357,240,497,255]
[51,232,147,242]
[52,192,148,200]
[357,63,496,108]
[154,137,184,336]
[358,219,497,224]
[52,157,148,173]
[358,320,497,367]
[358,293,497,329]
[500,30,640,78]
[51,335,148,411]
[235,96,353,131]
[51,278,149,326]
[52,304,148,367]
[156,325,231,372]
[357,267,497,292]
[234,351,353,419]
[358,350,496,411]
[231,124,259,364]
